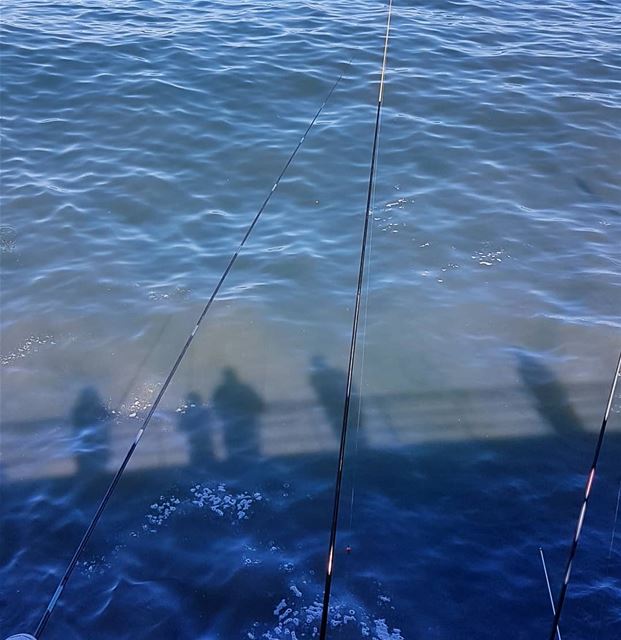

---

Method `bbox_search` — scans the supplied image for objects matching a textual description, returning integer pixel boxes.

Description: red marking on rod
[585,468,595,497]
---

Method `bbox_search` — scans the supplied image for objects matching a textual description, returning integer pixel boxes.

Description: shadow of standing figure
[309,355,365,444]
[71,387,110,475]
[178,391,213,467]
[212,368,264,459]
[515,350,586,438]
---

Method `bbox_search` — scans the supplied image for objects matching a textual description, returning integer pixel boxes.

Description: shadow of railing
[1,380,618,484]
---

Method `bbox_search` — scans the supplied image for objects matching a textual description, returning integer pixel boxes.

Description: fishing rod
[548,349,621,640]
[318,2,393,638]
[8,65,350,640]
[539,547,562,640]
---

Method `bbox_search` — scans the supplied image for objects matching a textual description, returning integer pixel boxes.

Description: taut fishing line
[347,82,384,539]
[606,480,621,561]
[113,314,174,414]
[596,477,621,638]
[344,162,375,559]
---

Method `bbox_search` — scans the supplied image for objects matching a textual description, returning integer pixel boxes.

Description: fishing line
[112,314,174,414]
[539,547,562,640]
[548,349,621,640]
[27,63,351,640]
[606,479,621,560]
[345,181,374,545]
[318,3,393,638]
[347,100,383,536]
[596,477,621,639]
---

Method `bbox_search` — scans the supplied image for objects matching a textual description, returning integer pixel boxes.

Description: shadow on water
[212,368,264,460]
[515,350,587,439]
[1,376,620,639]
[575,176,621,216]
[178,392,214,467]
[71,387,111,476]
[308,355,365,445]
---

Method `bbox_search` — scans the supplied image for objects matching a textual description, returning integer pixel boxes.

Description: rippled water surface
[1,1,620,638]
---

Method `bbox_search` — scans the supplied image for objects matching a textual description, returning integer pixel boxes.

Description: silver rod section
[539,547,562,640]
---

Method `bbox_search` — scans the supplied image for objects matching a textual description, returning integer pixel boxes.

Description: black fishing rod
[10,65,350,640]
[548,349,621,640]
[318,2,393,638]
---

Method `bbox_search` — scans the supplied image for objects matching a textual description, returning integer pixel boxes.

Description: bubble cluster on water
[243,548,262,567]
[372,196,417,235]
[117,384,158,418]
[140,483,265,534]
[376,216,409,234]
[78,555,111,577]
[0,335,55,366]
[248,587,404,640]
[144,285,191,301]
[190,483,262,520]
[471,248,507,267]
[441,263,459,272]
[384,198,409,210]
[145,496,181,531]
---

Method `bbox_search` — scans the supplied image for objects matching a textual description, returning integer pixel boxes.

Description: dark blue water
[1,1,620,638]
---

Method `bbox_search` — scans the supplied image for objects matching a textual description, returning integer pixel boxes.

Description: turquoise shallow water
[1,1,620,638]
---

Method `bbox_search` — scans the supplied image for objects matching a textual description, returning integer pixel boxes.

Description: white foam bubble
[254,586,405,639]
[190,483,262,521]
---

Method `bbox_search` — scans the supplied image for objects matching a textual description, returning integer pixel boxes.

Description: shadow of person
[71,386,110,475]
[178,391,213,467]
[309,355,365,443]
[515,351,586,438]
[212,368,264,459]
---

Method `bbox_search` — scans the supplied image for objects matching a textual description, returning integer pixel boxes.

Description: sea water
[1,1,620,638]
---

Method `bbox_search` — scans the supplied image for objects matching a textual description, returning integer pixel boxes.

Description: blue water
[1,0,620,638]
